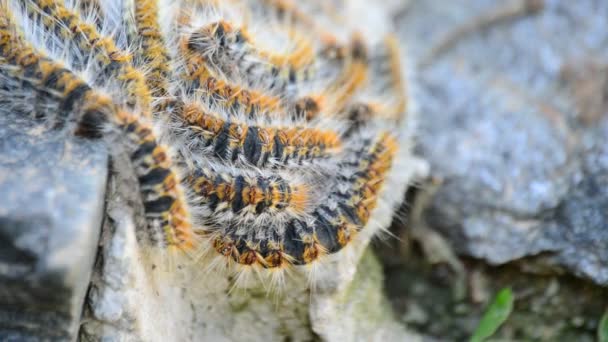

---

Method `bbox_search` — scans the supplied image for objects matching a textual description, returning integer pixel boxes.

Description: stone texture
[397,0,608,285]
[0,115,107,341]
[310,250,415,342]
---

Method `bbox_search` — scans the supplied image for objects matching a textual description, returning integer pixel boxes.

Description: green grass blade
[599,309,608,342]
[470,288,514,342]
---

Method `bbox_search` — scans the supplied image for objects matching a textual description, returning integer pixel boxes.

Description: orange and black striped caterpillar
[0,0,413,280]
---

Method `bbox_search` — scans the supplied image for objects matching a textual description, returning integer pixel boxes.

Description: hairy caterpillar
[0,0,414,287]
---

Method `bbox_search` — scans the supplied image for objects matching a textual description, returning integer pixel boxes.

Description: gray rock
[0,114,107,341]
[397,0,608,285]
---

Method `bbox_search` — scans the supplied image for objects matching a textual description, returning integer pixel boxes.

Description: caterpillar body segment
[249,0,341,47]
[357,35,409,122]
[74,0,103,14]
[0,6,106,134]
[292,95,323,121]
[175,1,358,120]
[133,0,172,101]
[313,35,409,136]
[186,20,309,96]
[201,131,399,268]
[192,73,284,119]
[188,167,309,223]
[184,18,364,104]
[118,110,196,252]
[180,102,341,167]
[288,35,371,124]
[69,0,105,29]
[178,37,284,118]
[177,1,322,95]
[322,35,369,113]
[254,28,315,71]
[0,3,196,253]
[21,0,153,113]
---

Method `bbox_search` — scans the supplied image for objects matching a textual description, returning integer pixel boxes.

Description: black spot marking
[283,220,306,265]
[231,175,246,212]
[273,134,284,159]
[314,207,341,253]
[42,67,65,90]
[144,195,175,214]
[138,168,171,187]
[131,141,157,161]
[255,177,270,214]
[243,126,262,165]
[60,83,90,113]
[75,108,106,138]
[351,40,367,62]
[207,174,224,211]
[213,122,231,158]
[338,202,361,226]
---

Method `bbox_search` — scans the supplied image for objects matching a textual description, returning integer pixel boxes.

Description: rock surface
[398,0,608,285]
[0,115,107,341]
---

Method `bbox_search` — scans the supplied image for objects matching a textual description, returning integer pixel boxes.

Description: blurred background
[378,0,608,340]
